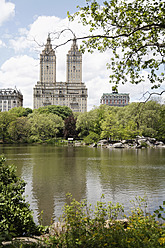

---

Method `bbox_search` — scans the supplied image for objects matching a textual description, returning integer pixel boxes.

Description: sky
[0,0,164,111]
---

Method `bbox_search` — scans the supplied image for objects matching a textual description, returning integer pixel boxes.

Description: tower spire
[66,37,82,83]
[70,37,78,51]
[47,33,51,44]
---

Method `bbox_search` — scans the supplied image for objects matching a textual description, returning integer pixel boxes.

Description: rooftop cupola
[71,38,78,51]
[42,34,54,55]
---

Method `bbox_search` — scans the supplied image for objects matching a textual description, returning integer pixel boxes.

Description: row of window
[0,100,16,103]
[102,99,127,103]
[42,69,54,72]
[69,69,81,72]
[103,96,129,99]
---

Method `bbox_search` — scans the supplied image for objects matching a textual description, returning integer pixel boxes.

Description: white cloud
[9,15,90,53]
[0,0,15,26]
[0,55,38,108]
[0,39,6,47]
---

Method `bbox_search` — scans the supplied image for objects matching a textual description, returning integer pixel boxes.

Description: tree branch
[142,90,165,102]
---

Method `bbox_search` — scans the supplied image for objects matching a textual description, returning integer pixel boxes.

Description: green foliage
[156,105,165,141]
[0,101,164,144]
[100,112,119,140]
[28,112,64,142]
[8,117,31,143]
[83,131,100,144]
[70,0,165,89]
[76,111,97,138]
[116,101,164,140]
[44,195,165,247]
[154,201,165,221]
[0,156,40,243]
[76,105,110,138]
[76,101,165,142]
[9,107,32,117]
[0,112,17,143]
[34,105,73,120]
[63,115,78,139]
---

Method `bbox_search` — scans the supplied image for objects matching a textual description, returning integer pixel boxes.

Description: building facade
[0,87,23,112]
[33,35,88,112]
[100,90,129,107]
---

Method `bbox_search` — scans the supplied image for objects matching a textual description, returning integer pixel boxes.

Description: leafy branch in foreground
[155,201,165,221]
[0,156,40,244]
[68,0,165,89]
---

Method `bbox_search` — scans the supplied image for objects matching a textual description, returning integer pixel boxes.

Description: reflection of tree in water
[32,146,87,225]
[2,145,165,225]
[98,148,165,213]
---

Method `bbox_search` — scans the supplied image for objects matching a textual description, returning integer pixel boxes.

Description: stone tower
[66,38,82,83]
[33,35,87,112]
[40,34,56,84]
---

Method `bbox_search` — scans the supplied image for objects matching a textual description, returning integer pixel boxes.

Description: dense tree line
[0,101,164,144]
[77,101,165,144]
[0,106,72,143]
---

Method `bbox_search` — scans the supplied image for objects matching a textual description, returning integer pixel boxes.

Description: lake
[1,144,165,225]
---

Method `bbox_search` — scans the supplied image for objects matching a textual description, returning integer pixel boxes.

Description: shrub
[45,195,165,248]
[155,201,165,221]
[0,156,40,244]
[83,131,100,145]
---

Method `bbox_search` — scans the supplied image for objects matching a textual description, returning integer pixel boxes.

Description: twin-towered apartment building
[33,35,88,112]
[0,35,129,112]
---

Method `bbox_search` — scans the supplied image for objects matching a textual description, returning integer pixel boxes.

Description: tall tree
[68,0,165,90]
[8,117,31,143]
[28,112,64,142]
[100,112,119,140]
[76,110,100,138]
[63,115,78,139]
[0,112,16,143]
[157,104,165,141]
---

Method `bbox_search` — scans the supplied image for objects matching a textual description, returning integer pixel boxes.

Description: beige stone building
[0,87,23,112]
[33,35,88,112]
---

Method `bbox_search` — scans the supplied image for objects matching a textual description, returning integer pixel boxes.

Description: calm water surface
[1,144,165,225]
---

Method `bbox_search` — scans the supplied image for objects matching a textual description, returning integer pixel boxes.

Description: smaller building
[100,89,129,107]
[0,87,23,112]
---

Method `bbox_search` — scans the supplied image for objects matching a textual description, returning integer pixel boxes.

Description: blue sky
[0,0,84,64]
[0,0,164,110]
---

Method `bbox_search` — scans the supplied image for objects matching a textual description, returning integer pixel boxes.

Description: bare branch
[141,90,165,102]
[27,37,45,48]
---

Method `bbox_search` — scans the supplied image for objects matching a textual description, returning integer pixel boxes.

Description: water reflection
[1,144,165,225]
[21,160,39,224]
[31,146,87,223]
